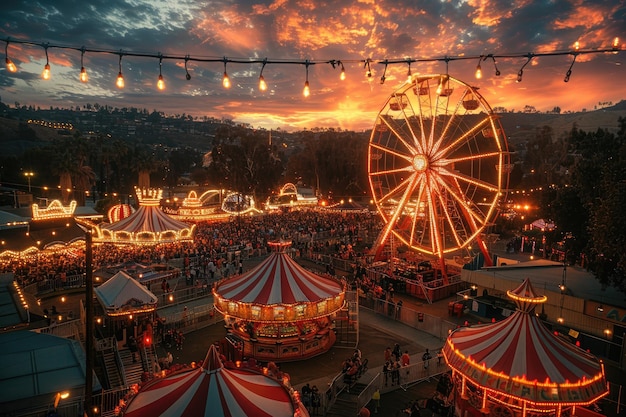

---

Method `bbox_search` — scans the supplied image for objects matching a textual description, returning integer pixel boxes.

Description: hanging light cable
[258,59,267,91]
[475,55,483,79]
[79,47,88,83]
[222,57,231,89]
[157,54,165,90]
[364,58,372,78]
[4,39,17,73]
[41,43,51,80]
[517,53,534,83]
[563,53,578,82]
[184,55,191,80]
[379,60,388,84]
[488,54,501,76]
[116,52,125,89]
[406,59,413,83]
[303,60,310,97]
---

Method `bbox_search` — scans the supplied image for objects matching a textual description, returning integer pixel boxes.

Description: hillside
[0,101,625,158]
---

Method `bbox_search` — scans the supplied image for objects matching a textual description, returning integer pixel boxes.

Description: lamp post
[24,171,34,193]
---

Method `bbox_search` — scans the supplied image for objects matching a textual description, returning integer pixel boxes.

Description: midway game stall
[94,270,158,347]
[443,278,609,417]
[120,344,309,417]
[213,241,346,362]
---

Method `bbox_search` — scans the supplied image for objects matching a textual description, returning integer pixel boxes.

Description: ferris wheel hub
[412,154,429,172]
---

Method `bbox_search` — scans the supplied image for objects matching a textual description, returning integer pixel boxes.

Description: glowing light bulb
[116,72,125,88]
[259,75,267,91]
[340,68,346,81]
[6,57,17,73]
[222,72,231,88]
[303,80,310,97]
[79,67,88,83]
[613,37,620,52]
[574,41,580,51]
[42,63,51,80]
[475,64,482,79]
[157,74,165,90]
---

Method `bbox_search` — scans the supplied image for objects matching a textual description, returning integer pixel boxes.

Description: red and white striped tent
[443,278,608,414]
[122,345,308,417]
[97,188,195,244]
[213,241,345,320]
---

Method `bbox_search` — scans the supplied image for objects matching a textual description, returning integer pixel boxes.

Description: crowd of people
[1,210,381,288]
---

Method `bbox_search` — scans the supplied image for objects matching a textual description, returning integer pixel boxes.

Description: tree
[564,118,626,292]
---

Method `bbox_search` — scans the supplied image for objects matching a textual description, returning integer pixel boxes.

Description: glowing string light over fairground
[368,74,510,277]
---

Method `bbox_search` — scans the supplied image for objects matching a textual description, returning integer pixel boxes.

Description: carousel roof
[94,271,157,315]
[100,204,192,234]
[443,278,608,406]
[123,345,307,417]
[97,189,195,243]
[214,243,343,306]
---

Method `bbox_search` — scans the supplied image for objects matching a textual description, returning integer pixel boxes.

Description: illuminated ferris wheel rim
[367,73,509,259]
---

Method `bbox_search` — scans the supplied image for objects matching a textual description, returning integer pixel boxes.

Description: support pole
[84,231,94,417]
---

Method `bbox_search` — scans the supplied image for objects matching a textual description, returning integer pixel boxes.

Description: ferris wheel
[368,74,510,272]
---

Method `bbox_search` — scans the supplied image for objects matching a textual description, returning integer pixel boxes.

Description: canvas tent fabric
[123,344,308,417]
[214,248,343,306]
[443,278,608,406]
[98,203,195,243]
[94,271,158,315]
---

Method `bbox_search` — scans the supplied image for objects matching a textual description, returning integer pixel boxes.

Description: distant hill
[0,101,625,157]
[497,101,626,150]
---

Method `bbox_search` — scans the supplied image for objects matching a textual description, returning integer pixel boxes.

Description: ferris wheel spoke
[434,174,489,226]
[431,116,491,161]
[433,188,467,248]
[439,168,500,193]
[408,179,428,246]
[398,101,428,154]
[425,186,445,257]
[378,173,420,245]
[378,116,420,156]
[370,166,414,177]
[435,151,502,167]
[376,174,417,207]
[370,142,414,164]
[430,89,472,156]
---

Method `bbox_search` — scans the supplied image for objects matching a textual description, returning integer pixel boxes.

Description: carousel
[213,241,346,362]
[96,188,195,244]
[121,344,309,417]
[442,278,609,417]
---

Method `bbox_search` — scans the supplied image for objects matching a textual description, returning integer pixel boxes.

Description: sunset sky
[0,0,624,132]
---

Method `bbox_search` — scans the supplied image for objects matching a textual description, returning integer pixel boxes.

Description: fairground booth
[213,241,346,362]
[443,278,609,417]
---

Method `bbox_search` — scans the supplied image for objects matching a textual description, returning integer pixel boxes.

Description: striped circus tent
[97,188,195,244]
[122,345,308,417]
[213,241,345,321]
[443,278,608,415]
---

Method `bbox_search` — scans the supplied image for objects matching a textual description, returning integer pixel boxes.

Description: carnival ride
[265,183,318,210]
[443,278,608,417]
[122,344,309,417]
[96,188,195,244]
[213,241,346,362]
[165,189,261,221]
[368,74,510,280]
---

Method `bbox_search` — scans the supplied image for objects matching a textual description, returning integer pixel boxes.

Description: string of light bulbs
[2,36,622,96]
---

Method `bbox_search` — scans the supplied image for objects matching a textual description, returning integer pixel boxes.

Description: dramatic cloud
[0,0,624,131]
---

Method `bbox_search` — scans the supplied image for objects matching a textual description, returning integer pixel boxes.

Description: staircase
[325,382,369,417]
[119,348,144,386]
[101,350,124,388]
